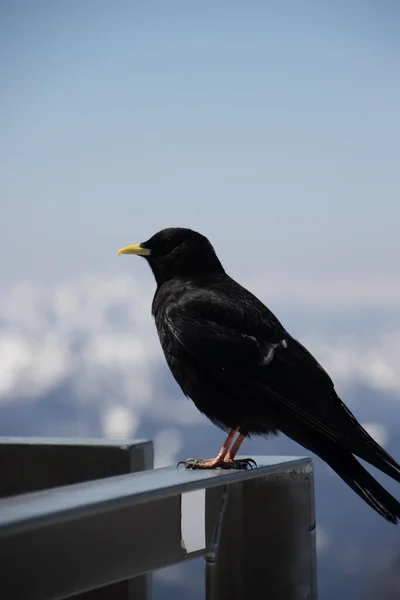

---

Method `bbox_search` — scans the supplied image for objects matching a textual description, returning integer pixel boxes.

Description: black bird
[117,227,400,523]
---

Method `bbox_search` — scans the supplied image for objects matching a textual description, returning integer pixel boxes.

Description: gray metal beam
[0,456,316,600]
[0,437,153,498]
[0,437,153,600]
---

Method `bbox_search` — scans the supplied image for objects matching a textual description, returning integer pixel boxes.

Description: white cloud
[360,422,389,447]
[302,333,400,396]
[0,332,71,403]
[102,405,139,438]
[0,275,199,433]
[1,273,400,470]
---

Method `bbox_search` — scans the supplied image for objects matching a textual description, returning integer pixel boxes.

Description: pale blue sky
[1,9,400,597]
[1,1,399,287]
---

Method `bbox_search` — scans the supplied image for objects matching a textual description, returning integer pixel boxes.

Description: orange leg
[181,429,257,470]
[213,428,238,461]
[224,433,246,462]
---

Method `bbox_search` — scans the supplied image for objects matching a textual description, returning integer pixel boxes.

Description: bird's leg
[212,428,238,461]
[224,433,245,460]
[222,433,257,469]
[179,429,238,469]
[180,429,256,470]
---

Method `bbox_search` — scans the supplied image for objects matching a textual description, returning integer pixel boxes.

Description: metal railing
[0,438,317,600]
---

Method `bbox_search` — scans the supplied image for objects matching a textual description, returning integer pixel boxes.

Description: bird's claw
[231,457,257,469]
[177,457,257,470]
[177,458,222,469]
[177,458,196,467]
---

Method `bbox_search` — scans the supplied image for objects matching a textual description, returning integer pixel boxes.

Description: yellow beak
[116,243,151,256]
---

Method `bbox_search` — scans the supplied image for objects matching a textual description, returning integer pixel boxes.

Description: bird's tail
[323,447,400,524]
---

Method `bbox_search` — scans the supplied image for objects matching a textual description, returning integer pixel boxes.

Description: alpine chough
[117,227,400,523]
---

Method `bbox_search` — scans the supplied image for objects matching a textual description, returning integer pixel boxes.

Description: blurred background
[1,1,400,598]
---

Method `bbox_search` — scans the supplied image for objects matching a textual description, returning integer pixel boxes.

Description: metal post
[0,437,153,600]
[205,458,317,600]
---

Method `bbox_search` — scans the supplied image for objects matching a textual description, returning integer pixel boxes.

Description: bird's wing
[165,288,288,372]
[165,293,349,442]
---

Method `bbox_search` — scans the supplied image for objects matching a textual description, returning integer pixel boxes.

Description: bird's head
[117,227,225,285]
